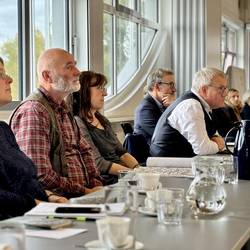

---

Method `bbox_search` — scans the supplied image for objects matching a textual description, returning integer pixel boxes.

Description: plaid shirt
[10,87,102,196]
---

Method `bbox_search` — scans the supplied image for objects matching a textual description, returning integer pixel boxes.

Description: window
[31,0,69,89]
[221,19,244,73]
[221,23,237,72]
[103,0,159,97]
[116,17,137,91]
[0,0,19,100]
[0,0,69,103]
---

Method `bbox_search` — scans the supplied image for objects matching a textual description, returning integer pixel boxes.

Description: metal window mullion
[68,0,75,55]
[138,23,141,66]
[113,14,117,95]
[18,0,31,99]
[64,0,70,51]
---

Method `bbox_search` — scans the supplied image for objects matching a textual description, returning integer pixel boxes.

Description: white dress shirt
[168,89,219,155]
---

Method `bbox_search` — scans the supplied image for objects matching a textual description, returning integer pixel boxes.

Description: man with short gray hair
[150,67,226,157]
[134,68,176,144]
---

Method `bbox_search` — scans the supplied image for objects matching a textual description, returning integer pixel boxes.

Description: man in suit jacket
[150,67,226,157]
[134,68,176,145]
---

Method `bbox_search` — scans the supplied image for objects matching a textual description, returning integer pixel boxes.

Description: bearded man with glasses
[134,68,176,145]
[150,67,226,157]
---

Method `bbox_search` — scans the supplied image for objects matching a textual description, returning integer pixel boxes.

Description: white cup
[137,173,161,191]
[0,223,25,250]
[96,217,130,248]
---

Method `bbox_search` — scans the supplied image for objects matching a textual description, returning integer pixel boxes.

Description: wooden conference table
[21,176,250,250]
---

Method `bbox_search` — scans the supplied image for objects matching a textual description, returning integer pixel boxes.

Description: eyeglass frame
[96,85,107,92]
[208,84,228,94]
[158,81,176,88]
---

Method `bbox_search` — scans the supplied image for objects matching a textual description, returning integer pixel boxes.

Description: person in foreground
[150,67,226,157]
[10,49,103,198]
[0,57,67,220]
[72,71,139,182]
[134,68,176,145]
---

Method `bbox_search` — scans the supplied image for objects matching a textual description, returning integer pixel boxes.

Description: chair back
[123,133,150,166]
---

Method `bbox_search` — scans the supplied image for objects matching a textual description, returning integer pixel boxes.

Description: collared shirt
[168,89,219,155]
[11,87,102,196]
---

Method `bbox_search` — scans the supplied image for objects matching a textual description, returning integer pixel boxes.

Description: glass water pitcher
[186,156,227,218]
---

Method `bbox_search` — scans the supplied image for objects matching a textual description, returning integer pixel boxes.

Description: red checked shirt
[11,87,103,196]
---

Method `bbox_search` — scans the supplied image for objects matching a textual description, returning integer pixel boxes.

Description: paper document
[146,157,193,168]
[25,202,126,218]
[25,228,87,239]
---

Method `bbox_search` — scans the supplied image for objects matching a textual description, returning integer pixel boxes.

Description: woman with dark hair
[0,57,67,220]
[72,71,138,181]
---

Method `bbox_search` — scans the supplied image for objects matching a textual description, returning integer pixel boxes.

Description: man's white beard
[53,76,80,93]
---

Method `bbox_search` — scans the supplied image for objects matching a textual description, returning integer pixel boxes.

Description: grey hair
[192,67,226,92]
[147,68,173,91]
[242,90,250,104]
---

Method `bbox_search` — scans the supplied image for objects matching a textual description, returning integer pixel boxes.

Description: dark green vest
[10,90,68,177]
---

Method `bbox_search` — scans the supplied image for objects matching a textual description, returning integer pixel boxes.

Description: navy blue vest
[150,91,217,157]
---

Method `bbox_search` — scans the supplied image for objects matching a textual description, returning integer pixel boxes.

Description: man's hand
[48,195,68,203]
[210,135,225,151]
[85,186,103,194]
[162,94,175,107]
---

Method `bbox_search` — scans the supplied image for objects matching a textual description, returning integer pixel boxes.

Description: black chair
[120,122,134,135]
[123,133,150,166]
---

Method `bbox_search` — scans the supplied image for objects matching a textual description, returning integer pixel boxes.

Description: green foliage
[0,35,19,100]
[0,29,45,100]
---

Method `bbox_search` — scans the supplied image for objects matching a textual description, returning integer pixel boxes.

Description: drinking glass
[223,155,238,184]
[156,188,184,225]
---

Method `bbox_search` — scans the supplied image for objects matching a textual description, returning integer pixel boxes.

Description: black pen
[47,215,96,221]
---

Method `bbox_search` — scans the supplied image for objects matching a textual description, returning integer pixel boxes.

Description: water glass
[156,188,184,225]
[0,223,25,250]
[223,156,238,184]
[103,185,127,215]
[118,170,137,187]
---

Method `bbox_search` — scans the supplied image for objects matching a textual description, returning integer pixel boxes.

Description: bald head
[37,48,72,83]
[36,48,80,101]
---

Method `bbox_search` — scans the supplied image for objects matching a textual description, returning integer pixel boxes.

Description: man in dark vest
[134,68,176,145]
[10,48,103,198]
[150,67,226,157]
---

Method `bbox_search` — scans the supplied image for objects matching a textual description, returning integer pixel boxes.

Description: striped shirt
[10,87,102,196]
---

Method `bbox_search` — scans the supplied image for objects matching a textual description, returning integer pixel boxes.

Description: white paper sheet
[146,157,193,168]
[25,228,87,239]
[25,202,126,218]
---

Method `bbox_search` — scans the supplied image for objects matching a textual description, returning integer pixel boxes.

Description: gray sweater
[75,116,127,174]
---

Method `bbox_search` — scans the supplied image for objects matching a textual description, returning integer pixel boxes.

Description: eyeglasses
[209,84,228,94]
[96,85,107,92]
[159,81,176,88]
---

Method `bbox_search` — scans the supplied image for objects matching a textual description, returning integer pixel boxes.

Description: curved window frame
[103,0,160,98]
